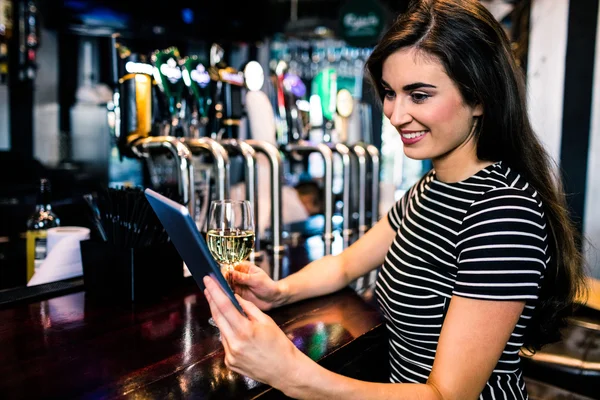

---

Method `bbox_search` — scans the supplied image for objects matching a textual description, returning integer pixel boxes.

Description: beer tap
[332,88,356,248]
[244,62,286,259]
[187,46,263,256]
[132,137,195,217]
[246,139,285,258]
[177,52,231,209]
[272,60,293,146]
[351,144,368,238]
[151,46,233,227]
[151,47,186,137]
[268,60,334,254]
[207,43,245,140]
[285,141,334,255]
[178,137,231,201]
[209,45,262,255]
[109,40,195,216]
[366,143,381,287]
[181,55,211,138]
[365,144,380,228]
[274,61,350,255]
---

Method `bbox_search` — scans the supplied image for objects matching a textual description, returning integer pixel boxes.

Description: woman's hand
[203,275,301,389]
[231,262,285,310]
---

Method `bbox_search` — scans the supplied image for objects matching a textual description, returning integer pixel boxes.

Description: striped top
[375,162,549,399]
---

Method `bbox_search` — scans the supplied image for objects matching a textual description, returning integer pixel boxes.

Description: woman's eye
[383,89,395,99]
[411,92,430,103]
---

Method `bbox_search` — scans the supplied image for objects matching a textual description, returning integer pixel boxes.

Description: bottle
[0,0,13,84]
[26,178,60,283]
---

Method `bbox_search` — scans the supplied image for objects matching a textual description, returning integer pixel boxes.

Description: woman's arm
[274,215,397,307]
[281,296,524,400]
[204,274,525,400]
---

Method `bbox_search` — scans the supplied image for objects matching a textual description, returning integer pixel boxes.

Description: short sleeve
[387,187,413,231]
[387,194,404,231]
[387,172,433,231]
[453,188,549,301]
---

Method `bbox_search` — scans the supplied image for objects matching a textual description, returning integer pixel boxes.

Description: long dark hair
[366,0,587,352]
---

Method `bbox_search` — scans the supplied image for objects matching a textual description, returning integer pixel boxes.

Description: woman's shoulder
[463,163,546,227]
[475,162,544,208]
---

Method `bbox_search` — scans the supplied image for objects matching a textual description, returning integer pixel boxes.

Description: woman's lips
[400,130,428,145]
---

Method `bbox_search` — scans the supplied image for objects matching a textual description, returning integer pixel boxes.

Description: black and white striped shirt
[376,162,548,399]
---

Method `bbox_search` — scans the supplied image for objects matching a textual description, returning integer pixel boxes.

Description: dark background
[37,0,410,43]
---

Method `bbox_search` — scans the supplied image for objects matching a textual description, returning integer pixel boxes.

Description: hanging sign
[338,0,386,47]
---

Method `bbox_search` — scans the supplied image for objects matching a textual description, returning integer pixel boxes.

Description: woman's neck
[432,138,496,183]
[433,158,496,183]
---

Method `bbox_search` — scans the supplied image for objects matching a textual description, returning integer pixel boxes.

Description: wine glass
[206,200,255,327]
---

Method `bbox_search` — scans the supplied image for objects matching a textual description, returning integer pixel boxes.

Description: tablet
[144,188,246,316]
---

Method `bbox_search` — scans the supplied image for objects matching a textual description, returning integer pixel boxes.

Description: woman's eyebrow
[381,79,437,91]
[403,82,437,91]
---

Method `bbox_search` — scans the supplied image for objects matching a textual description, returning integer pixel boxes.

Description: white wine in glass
[206,200,255,327]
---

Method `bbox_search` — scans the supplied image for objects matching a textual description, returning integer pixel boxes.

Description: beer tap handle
[151,47,185,129]
[210,43,225,68]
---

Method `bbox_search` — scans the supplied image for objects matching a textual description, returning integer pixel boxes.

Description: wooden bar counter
[0,243,388,400]
[0,237,589,400]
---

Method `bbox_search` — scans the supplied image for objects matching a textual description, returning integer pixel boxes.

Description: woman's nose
[388,101,413,127]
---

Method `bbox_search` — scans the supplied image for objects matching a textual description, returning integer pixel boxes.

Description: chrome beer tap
[243,60,286,262]
[365,144,380,227]
[245,139,285,259]
[350,144,368,238]
[329,142,352,248]
[285,140,334,255]
[132,137,195,218]
[178,137,231,201]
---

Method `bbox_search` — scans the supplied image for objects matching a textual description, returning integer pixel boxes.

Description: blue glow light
[181,8,194,24]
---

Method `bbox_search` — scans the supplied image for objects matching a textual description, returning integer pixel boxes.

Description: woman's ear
[472,103,483,117]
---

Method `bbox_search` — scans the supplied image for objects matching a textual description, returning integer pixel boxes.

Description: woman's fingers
[204,275,249,334]
[234,261,253,274]
[231,270,253,285]
[230,270,245,283]
[205,288,235,339]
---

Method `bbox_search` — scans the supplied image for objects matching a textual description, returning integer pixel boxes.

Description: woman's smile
[400,130,429,145]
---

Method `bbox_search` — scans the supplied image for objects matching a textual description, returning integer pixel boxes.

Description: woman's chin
[402,148,430,161]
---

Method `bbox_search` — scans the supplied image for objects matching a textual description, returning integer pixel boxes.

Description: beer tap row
[107,39,381,268]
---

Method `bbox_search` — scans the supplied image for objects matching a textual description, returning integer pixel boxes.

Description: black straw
[83,186,180,248]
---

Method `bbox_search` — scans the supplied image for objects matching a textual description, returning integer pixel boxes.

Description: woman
[203,0,587,398]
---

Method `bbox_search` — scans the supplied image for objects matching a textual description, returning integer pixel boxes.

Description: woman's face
[381,47,482,165]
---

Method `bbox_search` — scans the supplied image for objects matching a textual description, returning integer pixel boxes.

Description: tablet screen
[144,188,246,316]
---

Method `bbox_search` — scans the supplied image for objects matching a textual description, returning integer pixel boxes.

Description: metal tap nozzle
[329,143,352,248]
[365,144,380,227]
[365,144,381,288]
[351,144,368,238]
[179,137,231,200]
[286,140,334,256]
[245,139,286,261]
[133,136,195,218]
